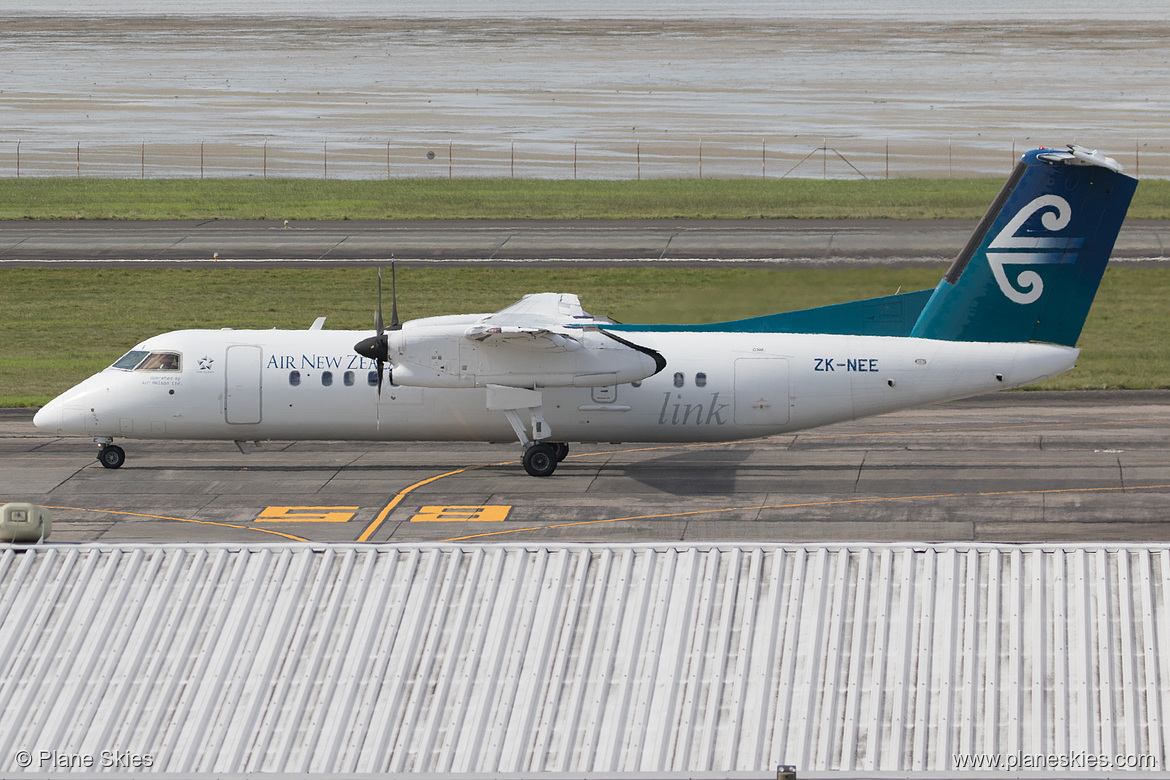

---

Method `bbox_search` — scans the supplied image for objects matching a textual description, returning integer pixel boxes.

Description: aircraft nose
[32,375,110,436]
[32,402,58,432]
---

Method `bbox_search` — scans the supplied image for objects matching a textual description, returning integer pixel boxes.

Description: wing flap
[465,324,583,351]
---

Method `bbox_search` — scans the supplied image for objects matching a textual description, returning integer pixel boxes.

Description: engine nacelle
[386,322,662,389]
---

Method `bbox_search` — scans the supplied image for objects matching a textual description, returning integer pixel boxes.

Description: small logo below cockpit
[198,356,215,371]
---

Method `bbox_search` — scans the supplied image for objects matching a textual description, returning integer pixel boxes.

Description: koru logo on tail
[987,195,1083,304]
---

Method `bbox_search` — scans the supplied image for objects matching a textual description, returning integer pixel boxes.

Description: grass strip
[2,177,1169,220]
[3,265,1166,406]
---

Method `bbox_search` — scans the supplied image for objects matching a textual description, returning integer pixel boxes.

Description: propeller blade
[356,267,392,415]
[375,357,385,429]
[356,264,400,428]
[374,266,384,335]
[389,260,401,330]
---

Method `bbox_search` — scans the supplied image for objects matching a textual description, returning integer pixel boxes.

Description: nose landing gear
[97,442,126,469]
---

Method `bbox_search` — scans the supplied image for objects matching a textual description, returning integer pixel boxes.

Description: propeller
[354,263,401,401]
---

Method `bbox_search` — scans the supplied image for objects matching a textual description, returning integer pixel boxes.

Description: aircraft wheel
[98,444,126,469]
[523,442,558,477]
[552,442,569,462]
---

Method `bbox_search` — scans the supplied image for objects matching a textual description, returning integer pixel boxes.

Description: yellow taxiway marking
[360,412,1170,541]
[39,505,309,541]
[358,467,476,542]
[410,505,511,522]
[354,444,733,539]
[439,482,1170,542]
[256,506,359,523]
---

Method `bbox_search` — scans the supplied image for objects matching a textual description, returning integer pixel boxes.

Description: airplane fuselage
[35,327,1078,446]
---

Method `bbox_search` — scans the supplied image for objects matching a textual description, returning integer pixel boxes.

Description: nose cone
[33,390,89,435]
[354,333,389,362]
[32,373,116,436]
[32,401,59,433]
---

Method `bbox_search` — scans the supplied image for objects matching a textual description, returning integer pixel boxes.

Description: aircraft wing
[463,293,591,352]
[478,292,586,324]
[379,291,663,389]
[465,324,583,351]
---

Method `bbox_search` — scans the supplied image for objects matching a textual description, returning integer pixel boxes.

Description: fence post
[386,140,390,180]
[511,139,515,179]
[449,140,452,178]
[762,138,766,179]
[15,140,18,178]
[200,140,204,179]
[263,140,267,180]
[324,141,327,179]
[76,141,80,177]
[885,137,889,180]
[698,138,703,179]
[1136,139,1140,178]
[141,140,145,178]
[574,140,577,180]
[637,142,641,180]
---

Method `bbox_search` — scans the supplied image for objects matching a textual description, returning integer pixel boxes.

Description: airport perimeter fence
[3,136,1168,181]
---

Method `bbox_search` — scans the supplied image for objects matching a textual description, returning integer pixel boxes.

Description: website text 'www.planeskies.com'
[953,752,1158,771]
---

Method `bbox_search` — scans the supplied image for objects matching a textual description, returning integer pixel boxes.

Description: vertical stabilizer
[910,146,1137,346]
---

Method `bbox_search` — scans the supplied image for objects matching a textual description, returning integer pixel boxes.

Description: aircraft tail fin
[909,145,1137,346]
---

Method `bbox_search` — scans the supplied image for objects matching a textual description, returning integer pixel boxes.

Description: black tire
[523,442,558,477]
[552,442,569,461]
[98,444,126,469]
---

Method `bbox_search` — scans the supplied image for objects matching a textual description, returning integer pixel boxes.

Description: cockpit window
[112,350,150,370]
[111,350,182,372]
[138,352,181,371]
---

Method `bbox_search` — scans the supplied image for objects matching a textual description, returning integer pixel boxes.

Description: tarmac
[1,218,1168,264]
[5,392,1170,545]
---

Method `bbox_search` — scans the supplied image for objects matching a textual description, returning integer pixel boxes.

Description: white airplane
[35,145,1137,477]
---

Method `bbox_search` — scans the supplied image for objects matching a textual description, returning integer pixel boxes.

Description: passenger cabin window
[289,371,301,386]
[695,372,707,387]
[673,372,685,388]
[112,350,181,371]
[368,371,379,387]
[344,371,355,386]
[322,371,333,387]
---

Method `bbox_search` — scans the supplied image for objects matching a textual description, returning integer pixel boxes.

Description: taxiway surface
[2,218,1168,264]
[6,392,1169,545]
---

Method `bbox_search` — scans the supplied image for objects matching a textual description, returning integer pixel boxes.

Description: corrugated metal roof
[1,542,1168,777]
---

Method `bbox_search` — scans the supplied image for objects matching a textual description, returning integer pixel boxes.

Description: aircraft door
[733,357,790,425]
[225,345,262,424]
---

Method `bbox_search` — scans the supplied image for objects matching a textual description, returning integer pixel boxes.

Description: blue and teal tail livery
[604,145,1135,345]
[910,145,1137,346]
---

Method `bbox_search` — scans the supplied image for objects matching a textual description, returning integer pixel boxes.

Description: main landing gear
[491,386,569,477]
[522,441,569,477]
